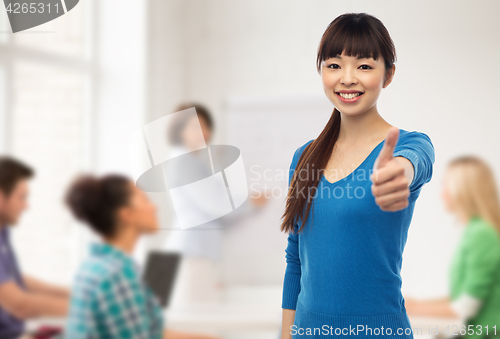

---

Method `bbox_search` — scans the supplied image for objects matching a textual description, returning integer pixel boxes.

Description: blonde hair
[445,155,500,235]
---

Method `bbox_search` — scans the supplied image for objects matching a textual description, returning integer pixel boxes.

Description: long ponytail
[280,108,341,234]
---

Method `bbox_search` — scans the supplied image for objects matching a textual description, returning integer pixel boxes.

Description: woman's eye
[327,64,372,70]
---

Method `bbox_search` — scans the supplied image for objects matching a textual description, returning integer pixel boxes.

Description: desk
[25,280,464,338]
[24,303,282,334]
[165,304,463,336]
[25,307,462,338]
[164,303,281,332]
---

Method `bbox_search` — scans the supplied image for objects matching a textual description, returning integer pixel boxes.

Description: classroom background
[0,0,498,338]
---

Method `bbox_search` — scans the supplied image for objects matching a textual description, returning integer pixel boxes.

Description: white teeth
[338,92,362,99]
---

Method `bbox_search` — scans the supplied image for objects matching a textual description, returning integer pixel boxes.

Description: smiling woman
[280,12,435,339]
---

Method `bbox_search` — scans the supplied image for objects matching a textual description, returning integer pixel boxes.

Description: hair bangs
[316,13,395,74]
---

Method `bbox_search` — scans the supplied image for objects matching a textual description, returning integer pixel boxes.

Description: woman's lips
[335,92,363,103]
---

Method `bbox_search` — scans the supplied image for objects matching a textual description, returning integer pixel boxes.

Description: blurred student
[163,102,268,305]
[64,174,221,339]
[0,156,69,339]
[405,156,500,339]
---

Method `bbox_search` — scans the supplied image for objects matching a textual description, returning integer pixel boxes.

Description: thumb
[373,127,399,170]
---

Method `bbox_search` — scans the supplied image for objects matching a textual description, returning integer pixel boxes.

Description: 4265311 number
[5,2,60,14]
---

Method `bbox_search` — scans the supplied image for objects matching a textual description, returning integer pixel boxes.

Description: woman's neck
[337,106,392,145]
[106,225,139,255]
[457,211,472,226]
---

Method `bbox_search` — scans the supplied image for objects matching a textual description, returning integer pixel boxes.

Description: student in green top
[405,155,500,339]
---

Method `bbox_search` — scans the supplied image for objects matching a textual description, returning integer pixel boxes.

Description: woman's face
[181,115,212,149]
[122,182,159,234]
[321,50,395,116]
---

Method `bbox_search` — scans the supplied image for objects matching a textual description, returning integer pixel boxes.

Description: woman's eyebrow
[331,55,372,60]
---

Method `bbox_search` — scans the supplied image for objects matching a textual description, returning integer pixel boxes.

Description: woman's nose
[341,71,357,85]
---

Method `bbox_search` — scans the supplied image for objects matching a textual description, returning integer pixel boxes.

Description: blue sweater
[282,128,435,338]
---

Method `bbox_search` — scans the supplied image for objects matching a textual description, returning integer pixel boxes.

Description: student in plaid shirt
[66,242,164,339]
[64,174,221,339]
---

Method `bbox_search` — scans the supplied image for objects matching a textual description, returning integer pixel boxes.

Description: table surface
[26,302,463,334]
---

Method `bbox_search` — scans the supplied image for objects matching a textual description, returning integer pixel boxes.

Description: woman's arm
[405,296,459,318]
[23,275,70,298]
[281,309,296,339]
[392,130,435,193]
[450,293,483,320]
[280,147,303,337]
[0,280,68,319]
[164,329,221,339]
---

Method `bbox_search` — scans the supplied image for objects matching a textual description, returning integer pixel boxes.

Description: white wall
[95,0,147,174]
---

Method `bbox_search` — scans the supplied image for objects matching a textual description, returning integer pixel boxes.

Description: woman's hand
[404,296,421,316]
[281,308,296,339]
[371,127,413,212]
[250,191,269,207]
[404,296,458,318]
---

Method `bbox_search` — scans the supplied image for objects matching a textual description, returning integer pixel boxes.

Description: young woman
[405,156,500,339]
[280,13,435,338]
[63,174,221,339]
[163,102,268,306]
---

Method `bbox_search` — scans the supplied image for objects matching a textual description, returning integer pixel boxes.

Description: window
[0,1,94,284]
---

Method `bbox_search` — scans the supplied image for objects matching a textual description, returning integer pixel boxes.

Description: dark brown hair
[0,156,34,196]
[167,102,214,145]
[65,174,132,239]
[280,13,397,234]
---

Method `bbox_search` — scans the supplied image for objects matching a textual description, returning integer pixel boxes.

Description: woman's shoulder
[463,216,500,255]
[467,216,500,239]
[300,138,315,150]
[74,256,139,292]
[292,139,314,163]
[397,128,434,145]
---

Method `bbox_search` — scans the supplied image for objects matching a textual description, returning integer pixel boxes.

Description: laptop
[142,251,181,308]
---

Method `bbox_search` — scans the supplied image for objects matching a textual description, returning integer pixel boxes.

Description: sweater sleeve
[462,226,500,300]
[281,147,303,310]
[393,131,435,193]
[450,293,483,321]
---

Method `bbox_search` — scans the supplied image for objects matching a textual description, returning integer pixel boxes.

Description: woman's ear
[116,205,133,225]
[383,64,396,88]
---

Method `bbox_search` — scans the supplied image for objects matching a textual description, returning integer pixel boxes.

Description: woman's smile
[335,90,364,103]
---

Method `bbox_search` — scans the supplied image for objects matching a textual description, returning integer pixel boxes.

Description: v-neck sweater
[282,128,435,338]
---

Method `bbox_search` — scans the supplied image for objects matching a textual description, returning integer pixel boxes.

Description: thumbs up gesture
[371,127,411,212]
